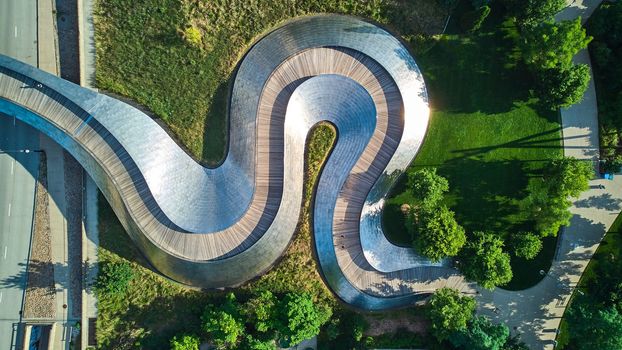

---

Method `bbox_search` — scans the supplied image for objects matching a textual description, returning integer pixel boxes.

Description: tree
[523,157,592,236]
[459,232,513,289]
[567,303,622,349]
[461,6,491,32]
[244,291,277,333]
[450,316,510,350]
[544,157,593,198]
[275,293,332,346]
[95,261,134,295]
[240,335,276,350]
[537,64,591,109]
[408,168,449,208]
[412,206,466,262]
[170,334,200,350]
[202,293,245,349]
[426,288,476,341]
[503,0,566,27]
[512,232,542,260]
[521,19,592,70]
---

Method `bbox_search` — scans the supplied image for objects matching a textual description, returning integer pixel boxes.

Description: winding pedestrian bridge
[0,15,469,310]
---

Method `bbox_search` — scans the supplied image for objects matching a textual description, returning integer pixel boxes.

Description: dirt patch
[64,151,83,319]
[364,312,429,336]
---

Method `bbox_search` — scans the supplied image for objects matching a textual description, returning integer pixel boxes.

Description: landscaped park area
[87,0,608,349]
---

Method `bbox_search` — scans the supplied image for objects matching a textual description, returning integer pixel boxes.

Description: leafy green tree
[170,334,200,350]
[202,293,245,349]
[545,157,593,198]
[244,291,277,333]
[567,303,622,349]
[512,232,542,260]
[408,168,449,208]
[275,293,332,346]
[412,206,466,262]
[503,0,566,27]
[95,261,134,295]
[426,288,476,341]
[523,157,592,236]
[459,232,513,289]
[450,316,510,350]
[240,335,276,350]
[521,19,592,70]
[502,335,530,350]
[537,64,591,109]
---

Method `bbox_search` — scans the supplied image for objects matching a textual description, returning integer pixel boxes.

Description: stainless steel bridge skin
[0,15,469,310]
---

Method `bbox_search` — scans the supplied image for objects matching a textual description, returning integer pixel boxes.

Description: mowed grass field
[382,8,563,290]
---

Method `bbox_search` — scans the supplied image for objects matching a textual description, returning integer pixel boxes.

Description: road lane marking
[7,203,11,217]
[3,246,6,259]
[11,160,14,175]
[14,26,17,37]
[0,292,3,303]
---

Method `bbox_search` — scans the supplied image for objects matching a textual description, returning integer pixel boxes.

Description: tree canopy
[408,168,449,208]
[426,288,476,341]
[459,232,513,289]
[503,0,566,27]
[170,334,200,350]
[567,303,622,349]
[521,19,592,70]
[244,291,277,334]
[512,232,543,260]
[413,206,466,262]
[449,316,510,350]
[275,293,332,346]
[545,157,593,197]
[202,294,245,348]
[537,64,592,109]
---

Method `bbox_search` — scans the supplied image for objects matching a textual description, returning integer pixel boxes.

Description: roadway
[0,0,39,348]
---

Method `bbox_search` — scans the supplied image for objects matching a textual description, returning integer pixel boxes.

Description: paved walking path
[476,1,621,349]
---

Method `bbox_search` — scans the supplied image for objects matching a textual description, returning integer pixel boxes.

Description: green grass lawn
[94,0,446,165]
[382,8,563,290]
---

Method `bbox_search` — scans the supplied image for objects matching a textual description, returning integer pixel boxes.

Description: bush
[202,293,245,349]
[183,26,202,48]
[95,261,134,295]
[449,316,510,350]
[170,334,200,350]
[275,293,332,346]
[460,6,491,32]
[512,232,542,260]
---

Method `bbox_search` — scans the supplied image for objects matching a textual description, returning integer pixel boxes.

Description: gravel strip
[23,152,56,319]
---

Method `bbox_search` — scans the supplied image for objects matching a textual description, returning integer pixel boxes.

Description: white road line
[3,246,6,259]
[7,203,11,217]
[14,26,17,37]
[11,160,14,175]
[0,292,3,303]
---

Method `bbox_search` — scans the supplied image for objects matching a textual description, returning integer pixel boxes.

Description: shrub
[183,26,202,48]
[449,316,510,350]
[170,334,200,350]
[202,293,245,349]
[95,261,134,295]
[275,293,332,346]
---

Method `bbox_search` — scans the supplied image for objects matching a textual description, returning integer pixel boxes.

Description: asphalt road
[0,0,37,66]
[0,0,39,348]
[0,116,40,348]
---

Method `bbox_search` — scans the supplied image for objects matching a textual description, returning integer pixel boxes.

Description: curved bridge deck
[0,15,471,310]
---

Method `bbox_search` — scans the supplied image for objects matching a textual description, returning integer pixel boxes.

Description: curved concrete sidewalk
[476,1,621,348]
